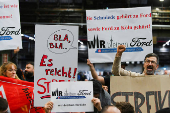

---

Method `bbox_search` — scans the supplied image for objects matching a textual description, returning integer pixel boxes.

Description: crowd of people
[0,47,35,82]
[0,45,169,113]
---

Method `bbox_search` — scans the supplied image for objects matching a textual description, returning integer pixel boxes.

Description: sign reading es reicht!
[34,25,78,107]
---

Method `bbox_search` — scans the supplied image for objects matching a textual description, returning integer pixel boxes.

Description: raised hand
[14,46,20,54]
[116,45,126,57]
[87,59,94,67]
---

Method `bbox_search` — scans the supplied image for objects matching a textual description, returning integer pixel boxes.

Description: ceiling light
[80,44,86,48]
[166,42,169,45]
[156,8,159,10]
[78,40,83,45]
[160,47,167,52]
[163,40,170,47]
[153,13,158,15]
[80,42,83,45]
[159,0,164,1]
[29,37,34,40]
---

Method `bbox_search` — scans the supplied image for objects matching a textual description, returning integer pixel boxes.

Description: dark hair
[90,79,108,108]
[26,62,34,66]
[91,79,102,95]
[0,97,8,112]
[115,102,134,113]
[101,105,116,113]
[144,53,159,64]
[103,71,108,76]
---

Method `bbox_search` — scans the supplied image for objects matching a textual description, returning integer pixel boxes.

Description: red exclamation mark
[73,68,77,79]
[68,68,71,78]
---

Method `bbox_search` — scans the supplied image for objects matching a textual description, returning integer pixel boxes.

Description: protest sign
[86,7,152,63]
[0,76,45,113]
[0,0,22,50]
[51,81,93,112]
[34,25,78,106]
[110,75,170,113]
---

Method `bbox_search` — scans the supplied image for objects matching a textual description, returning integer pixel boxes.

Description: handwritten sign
[86,7,152,63]
[0,0,22,50]
[51,82,93,112]
[110,75,170,113]
[47,29,77,54]
[34,25,78,107]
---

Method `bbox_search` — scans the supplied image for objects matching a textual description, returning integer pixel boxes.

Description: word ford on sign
[0,27,20,35]
[77,90,91,96]
[130,38,152,47]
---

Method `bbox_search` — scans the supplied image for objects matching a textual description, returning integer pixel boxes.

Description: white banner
[86,7,152,63]
[0,0,22,50]
[34,25,78,106]
[51,81,93,112]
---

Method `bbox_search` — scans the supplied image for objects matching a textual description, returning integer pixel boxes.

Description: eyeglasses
[145,60,157,64]
[7,69,17,72]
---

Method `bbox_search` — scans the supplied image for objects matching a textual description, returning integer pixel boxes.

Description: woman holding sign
[0,62,20,79]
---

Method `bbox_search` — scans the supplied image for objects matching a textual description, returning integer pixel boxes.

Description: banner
[51,81,93,112]
[0,0,22,50]
[0,76,45,113]
[86,7,152,63]
[34,25,78,106]
[110,75,170,113]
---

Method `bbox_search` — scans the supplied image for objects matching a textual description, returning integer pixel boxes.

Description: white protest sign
[51,81,94,112]
[0,0,22,50]
[86,7,152,63]
[34,25,78,106]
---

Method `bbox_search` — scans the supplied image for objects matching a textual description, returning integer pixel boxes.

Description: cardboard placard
[110,75,170,113]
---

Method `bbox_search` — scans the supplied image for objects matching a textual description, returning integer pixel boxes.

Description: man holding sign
[112,45,159,76]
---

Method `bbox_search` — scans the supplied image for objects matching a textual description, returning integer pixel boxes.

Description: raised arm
[112,45,142,76]
[87,59,105,85]
[112,45,125,76]
[11,47,20,65]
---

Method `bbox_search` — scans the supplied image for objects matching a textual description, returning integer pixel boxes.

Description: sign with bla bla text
[34,25,78,107]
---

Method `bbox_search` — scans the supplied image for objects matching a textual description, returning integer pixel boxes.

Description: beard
[146,66,154,75]
[24,71,34,78]
[146,70,154,75]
